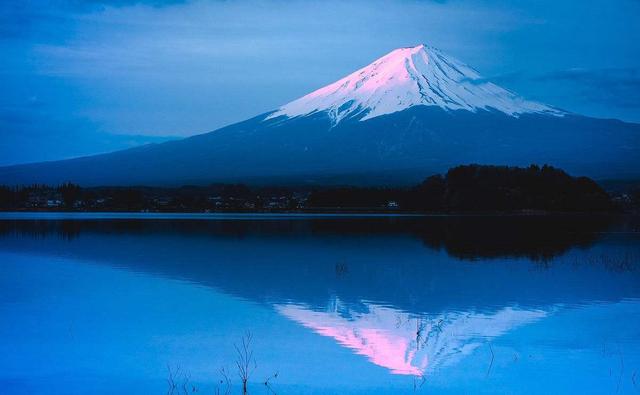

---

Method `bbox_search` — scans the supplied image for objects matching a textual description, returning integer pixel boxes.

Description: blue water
[0,214,639,394]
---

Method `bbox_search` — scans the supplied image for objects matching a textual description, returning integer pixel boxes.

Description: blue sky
[1,0,639,164]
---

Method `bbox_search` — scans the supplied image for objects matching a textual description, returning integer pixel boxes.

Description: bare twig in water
[335,261,348,277]
[264,371,279,395]
[486,343,495,379]
[181,371,197,394]
[166,364,181,395]
[415,319,425,350]
[617,352,624,393]
[433,319,444,334]
[166,364,197,394]
[235,331,256,395]
[215,367,232,395]
[412,375,426,393]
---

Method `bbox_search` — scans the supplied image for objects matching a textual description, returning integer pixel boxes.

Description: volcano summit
[269,44,563,123]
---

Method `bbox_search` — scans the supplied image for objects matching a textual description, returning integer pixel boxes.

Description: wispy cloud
[76,0,187,6]
[464,67,640,110]
[534,68,640,108]
[460,72,522,86]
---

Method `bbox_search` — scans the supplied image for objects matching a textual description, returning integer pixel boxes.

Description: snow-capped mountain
[268,44,563,124]
[0,44,638,186]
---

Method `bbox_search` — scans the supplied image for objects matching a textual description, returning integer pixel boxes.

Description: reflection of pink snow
[268,44,563,124]
[313,325,425,376]
[276,302,547,377]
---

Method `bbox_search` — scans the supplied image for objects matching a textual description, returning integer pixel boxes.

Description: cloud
[534,68,640,108]
[460,72,523,86]
[0,0,188,41]
[68,0,188,10]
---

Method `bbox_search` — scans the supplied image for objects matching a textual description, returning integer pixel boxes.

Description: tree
[59,182,81,208]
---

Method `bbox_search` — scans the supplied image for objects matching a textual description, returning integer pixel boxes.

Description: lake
[0,213,639,394]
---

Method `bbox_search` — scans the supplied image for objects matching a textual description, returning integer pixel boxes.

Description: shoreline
[0,210,633,221]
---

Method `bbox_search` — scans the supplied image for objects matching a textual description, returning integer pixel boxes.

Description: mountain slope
[0,44,638,186]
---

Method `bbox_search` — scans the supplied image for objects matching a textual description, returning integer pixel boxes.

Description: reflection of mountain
[276,300,547,376]
[0,216,637,317]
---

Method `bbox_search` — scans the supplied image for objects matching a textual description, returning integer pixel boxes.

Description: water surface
[0,214,639,394]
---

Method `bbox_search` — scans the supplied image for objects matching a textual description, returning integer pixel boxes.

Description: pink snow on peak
[267,44,563,124]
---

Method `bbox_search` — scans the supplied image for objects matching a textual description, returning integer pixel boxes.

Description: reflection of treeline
[0,164,632,212]
[0,215,631,261]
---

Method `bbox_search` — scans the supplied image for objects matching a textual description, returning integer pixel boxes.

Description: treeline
[0,183,297,211]
[0,165,633,213]
[0,182,83,209]
[307,165,617,212]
